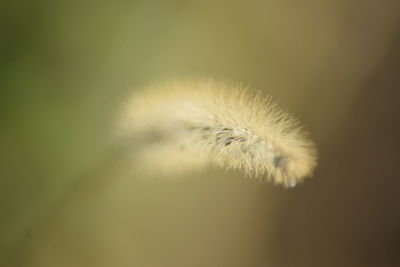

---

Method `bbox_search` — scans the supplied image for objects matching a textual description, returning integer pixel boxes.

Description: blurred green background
[1,0,400,266]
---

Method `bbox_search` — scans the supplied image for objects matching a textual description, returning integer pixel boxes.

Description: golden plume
[118,79,317,188]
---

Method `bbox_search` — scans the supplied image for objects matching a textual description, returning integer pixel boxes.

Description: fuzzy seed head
[119,79,318,187]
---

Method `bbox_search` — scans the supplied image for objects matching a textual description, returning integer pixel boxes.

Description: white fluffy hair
[118,79,317,188]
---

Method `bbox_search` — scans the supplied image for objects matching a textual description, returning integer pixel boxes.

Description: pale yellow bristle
[118,79,318,187]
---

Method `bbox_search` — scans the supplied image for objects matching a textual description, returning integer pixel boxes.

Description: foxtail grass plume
[119,79,317,187]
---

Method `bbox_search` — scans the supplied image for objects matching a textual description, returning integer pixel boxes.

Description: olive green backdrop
[1,0,400,266]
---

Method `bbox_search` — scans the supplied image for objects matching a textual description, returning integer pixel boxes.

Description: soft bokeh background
[1,0,400,266]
